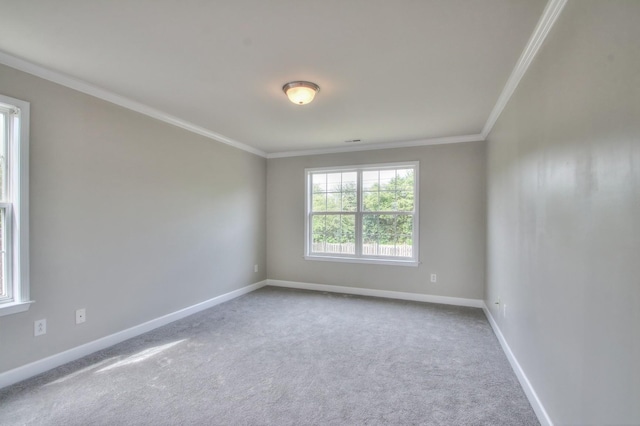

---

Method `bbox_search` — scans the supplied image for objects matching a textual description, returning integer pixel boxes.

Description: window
[0,95,30,316]
[305,162,419,266]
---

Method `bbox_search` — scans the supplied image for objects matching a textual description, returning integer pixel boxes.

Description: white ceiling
[0,0,547,156]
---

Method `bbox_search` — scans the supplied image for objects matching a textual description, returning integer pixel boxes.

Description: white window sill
[0,300,34,317]
[305,255,419,267]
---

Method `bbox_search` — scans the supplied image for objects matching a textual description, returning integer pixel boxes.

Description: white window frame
[305,161,419,267]
[0,94,31,316]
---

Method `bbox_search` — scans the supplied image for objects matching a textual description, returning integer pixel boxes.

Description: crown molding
[266,133,485,159]
[481,0,567,139]
[0,0,566,159]
[0,51,267,158]
[270,0,568,158]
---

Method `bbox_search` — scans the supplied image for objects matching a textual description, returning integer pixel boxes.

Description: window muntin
[0,95,30,316]
[306,162,418,265]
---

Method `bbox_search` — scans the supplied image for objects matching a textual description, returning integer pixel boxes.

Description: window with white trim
[305,162,419,266]
[0,95,31,316]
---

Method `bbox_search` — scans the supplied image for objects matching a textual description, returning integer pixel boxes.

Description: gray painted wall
[485,1,640,424]
[267,143,486,299]
[0,64,267,373]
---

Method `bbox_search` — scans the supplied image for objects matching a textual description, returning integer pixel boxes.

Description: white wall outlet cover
[34,319,47,336]
[430,274,437,283]
[76,308,86,324]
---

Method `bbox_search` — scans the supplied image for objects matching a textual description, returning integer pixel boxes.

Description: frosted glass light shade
[282,81,320,105]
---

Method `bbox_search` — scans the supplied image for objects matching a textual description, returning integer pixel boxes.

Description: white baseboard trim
[482,302,553,426]
[267,279,484,308]
[0,280,267,390]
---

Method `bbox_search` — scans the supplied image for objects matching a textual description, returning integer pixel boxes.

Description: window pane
[341,172,357,191]
[342,190,357,212]
[363,214,379,239]
[326,173,342,192]
[378,214,396,245]
[362,168,415,213]
[312,193,327,212]
[363,191,378,211]
[362,214,379,256]
[396,168,414,187]
[395,235,413,258]
[362,170,378,191]
[395,215,414,258]
[397,191,414,211]
[312,173,327,193]
[397,169,415,210]
[311,215,327,246]
[379,169,395,188]
[341,172,357,212]
[362,214,413,258]
[396,215,413,238]
[378,190,395,211]
[312,171,357,212]
[325,215,341,243]
[311,214,355,255]
[326,191,342,212]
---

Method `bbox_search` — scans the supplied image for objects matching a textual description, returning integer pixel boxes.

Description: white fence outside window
[312,242,413,258]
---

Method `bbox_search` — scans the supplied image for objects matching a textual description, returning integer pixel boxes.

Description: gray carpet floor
[0,286,539,425]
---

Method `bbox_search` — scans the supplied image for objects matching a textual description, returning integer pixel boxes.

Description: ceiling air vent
[344,139,362,143]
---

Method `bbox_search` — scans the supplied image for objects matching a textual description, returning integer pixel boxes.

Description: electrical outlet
[34,319,47,336]
[254,264,259,273]
[76,308,86,324]
[430,273,437,283]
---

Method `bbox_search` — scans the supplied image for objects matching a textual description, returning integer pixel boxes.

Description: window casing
[0,95,30,316]
[305,162,419,266]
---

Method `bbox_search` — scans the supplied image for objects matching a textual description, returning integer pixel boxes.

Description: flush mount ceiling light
[282,81,320,105]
